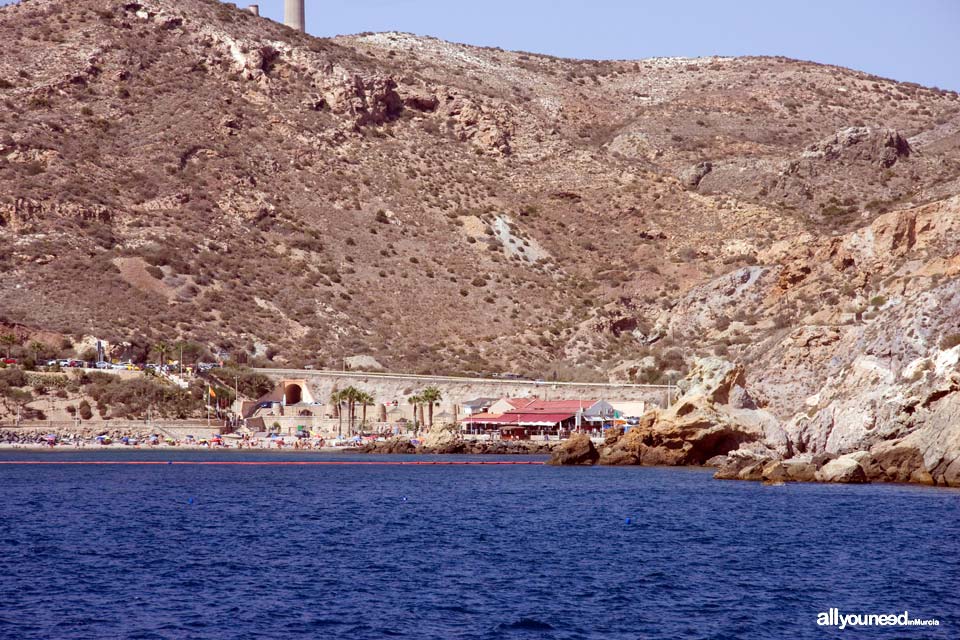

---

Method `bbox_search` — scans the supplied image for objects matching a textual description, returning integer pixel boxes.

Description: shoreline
[1,446,957,490]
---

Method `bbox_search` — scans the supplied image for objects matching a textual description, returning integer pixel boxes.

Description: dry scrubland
[1,0,960,465]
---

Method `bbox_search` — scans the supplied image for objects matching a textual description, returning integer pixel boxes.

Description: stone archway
[284,383,303,405]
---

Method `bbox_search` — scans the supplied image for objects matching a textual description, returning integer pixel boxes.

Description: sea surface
[0,450,957,640]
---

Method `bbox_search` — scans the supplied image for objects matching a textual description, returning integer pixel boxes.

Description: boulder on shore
[714,450,772,480]
[816,456,868,483]
[548,434,599,466]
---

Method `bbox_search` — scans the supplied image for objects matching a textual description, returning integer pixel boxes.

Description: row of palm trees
[330,385,444,437]
[330,386,375,437]
[408,387,442,432]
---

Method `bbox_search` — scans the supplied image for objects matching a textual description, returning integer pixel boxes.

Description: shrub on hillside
[0,368,28,388]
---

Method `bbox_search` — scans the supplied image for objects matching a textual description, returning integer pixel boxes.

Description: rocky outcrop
[713,450,771,481]
[548,434,599,466]
[801,126,911,168]
[0,198,113,231]
[360,438,417,454]
[439,93,514,154]
[680,161,712,189]
[601,358,786,466]
[321,73,404,127]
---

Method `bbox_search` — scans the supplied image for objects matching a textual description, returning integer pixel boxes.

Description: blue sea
[0,451,957,639]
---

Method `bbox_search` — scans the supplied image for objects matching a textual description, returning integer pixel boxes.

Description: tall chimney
[284,0,305,32]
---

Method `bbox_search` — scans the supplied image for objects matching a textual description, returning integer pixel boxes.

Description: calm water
[0,451,957,640]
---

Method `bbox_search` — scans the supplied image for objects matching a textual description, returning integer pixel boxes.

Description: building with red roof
[461,398,615,440]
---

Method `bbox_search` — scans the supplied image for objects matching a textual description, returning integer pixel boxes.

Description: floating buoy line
[0,460,544,466]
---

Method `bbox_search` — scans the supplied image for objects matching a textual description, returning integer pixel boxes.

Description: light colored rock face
[421,422,459,448]
[891,393,960,486]
[344,355,385,371]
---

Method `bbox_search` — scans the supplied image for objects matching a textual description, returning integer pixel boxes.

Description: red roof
[462,412,503,423]
[463,411,576,425]
[508,400,597,413]
[506,412,576,424]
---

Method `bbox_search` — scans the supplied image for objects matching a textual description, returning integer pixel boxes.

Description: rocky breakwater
[595,358,786,467]
[358,424,555,456]
[0,426,156,446]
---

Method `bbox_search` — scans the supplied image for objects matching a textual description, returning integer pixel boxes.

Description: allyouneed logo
[817,608,940,630]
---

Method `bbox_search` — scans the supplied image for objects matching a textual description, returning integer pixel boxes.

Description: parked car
[2,358,18,365]
[95,361,111,369]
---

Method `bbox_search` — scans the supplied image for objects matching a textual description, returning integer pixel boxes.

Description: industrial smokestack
[245,5,260,16]
[284,0,305,32]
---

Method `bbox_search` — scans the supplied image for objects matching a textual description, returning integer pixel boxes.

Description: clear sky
[4,0,958,90]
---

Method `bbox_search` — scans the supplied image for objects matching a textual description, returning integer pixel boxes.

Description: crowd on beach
[0,429,371,451]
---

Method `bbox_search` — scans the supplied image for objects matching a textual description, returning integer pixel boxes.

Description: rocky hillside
[1,0,960,466]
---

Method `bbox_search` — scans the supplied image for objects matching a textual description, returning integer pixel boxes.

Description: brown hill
[1,0,959,407]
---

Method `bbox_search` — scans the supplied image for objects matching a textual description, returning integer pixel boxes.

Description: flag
[209,386,217,399]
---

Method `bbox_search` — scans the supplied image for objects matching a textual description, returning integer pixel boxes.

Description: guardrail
[252,368,672,390]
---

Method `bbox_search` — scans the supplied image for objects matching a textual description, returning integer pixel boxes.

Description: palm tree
[358,391,375,430]
[420,386,442,428]
[330,389,343,437]
[152,341,170,370]
[407,394,422,434]
[0,333,16,359]
[339,386,362,436]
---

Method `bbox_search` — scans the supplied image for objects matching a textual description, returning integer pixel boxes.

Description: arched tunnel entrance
[284,384,303,405]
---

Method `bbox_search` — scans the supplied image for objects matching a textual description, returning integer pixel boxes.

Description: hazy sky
[4,0,958,90]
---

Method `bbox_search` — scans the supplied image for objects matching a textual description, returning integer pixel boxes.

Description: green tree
[78,399,93,420]
[152,341,170,369]
[28,341,44,363]
[357,391,375,429]
[420,386,442,428]
[338,386,367,435]
[0,333,16,358]
[407,394,422,433]
[330,389,344,437]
